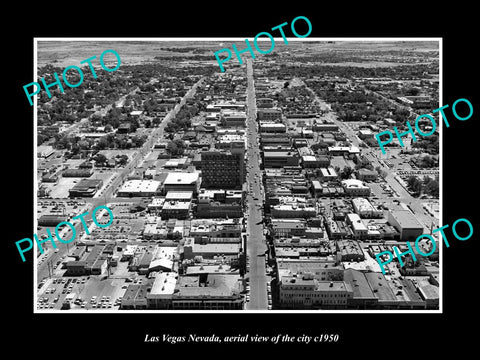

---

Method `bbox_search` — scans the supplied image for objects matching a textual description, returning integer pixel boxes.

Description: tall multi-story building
[201,146,245,190]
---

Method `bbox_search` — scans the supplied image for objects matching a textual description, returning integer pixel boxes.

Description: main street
[244,59,268,310]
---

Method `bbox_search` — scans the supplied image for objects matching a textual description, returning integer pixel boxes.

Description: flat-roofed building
[302,154,329,169]
[196,201,243,219]
[183,238,241,259]
[65,261,87,275]
[271,204,316,219]
[69,179,103,197]
[259,121,286,133]
[313,122,339,132]
[320,167,338,180]
[387,209,424,241]
[343,268,378,309]
[121,284,149,310]
[257,97,274,108]
[185,264,236,275]
[147,198,165,215]
[189,219,242,240]
[257,109,282,121]
[210,102,246,112]
[417,282,439,309]
[146,272,178,309]
[201,149,244,190]
[164,158,189,169]
[216,134,246,150]
[38,145,55,158]
[165,191,193,202]
[161,200,191,220]
[341,179,371,197]
[62,168,93,177]
[220,110,246,127]
[328,146,360,156]
[277,259,344,282]
[117,180,161,197]
[264,151,300,168]
[311,180,323,196]
[163,172,200,195]
[364,272,397,309]
[260,135,291,147]
[336,239,365,261]
[358,128,374,139]
[279,276,353,309]
[325,219,351,239]
[346,213,369,239]
[352,197,383,218]
[38,214,68,227]
[357,168,378,182]
[172,274,244,310]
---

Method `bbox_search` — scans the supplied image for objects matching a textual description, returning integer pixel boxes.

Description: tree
[340,166,354,179]
[375,166,388,179]
[117,154,128,166]
[407,176,422,196]
[423,176,439,197]
[355,157,373,171]
[167,140,187,156]
[94,153,107,165]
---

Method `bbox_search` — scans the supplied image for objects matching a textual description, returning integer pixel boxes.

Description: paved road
[245,59,268,310]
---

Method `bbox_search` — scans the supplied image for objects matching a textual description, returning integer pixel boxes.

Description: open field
[37,39,439,68]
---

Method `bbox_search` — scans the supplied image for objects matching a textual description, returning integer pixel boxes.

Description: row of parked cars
[89,295,123,309]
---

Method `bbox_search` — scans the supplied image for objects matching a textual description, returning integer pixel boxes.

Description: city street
[245,59,268,310]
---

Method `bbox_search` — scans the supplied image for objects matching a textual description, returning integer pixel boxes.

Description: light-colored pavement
[245,59,268,310]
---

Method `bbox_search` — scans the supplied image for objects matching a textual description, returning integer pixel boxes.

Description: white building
[346,213,369,239]
[271,204,317,219]
[279,276,353,309]
[117,180,161,197]
[352,198,383,218]
[320,167,338,180]
[163,172,200,194]
[341,179,370,196]
[147,272,178,309]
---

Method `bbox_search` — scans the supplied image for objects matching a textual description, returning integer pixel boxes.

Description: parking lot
[37,275,129,311]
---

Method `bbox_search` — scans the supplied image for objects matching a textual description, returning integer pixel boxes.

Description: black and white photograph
[31,38,442,313]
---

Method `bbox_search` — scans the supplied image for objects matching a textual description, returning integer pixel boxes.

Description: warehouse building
[117,180,161,197]
[387,209,424,241]
[163,172,200,195]
[69,179,103,197]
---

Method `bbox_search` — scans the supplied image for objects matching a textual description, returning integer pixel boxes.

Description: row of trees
[53,132,148,154]
[164,102,204,133]
[166,140,187,156]
[406,175,439,197]
[412,134,439,156]
[267,63,437,81]
[93,153,128,167]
